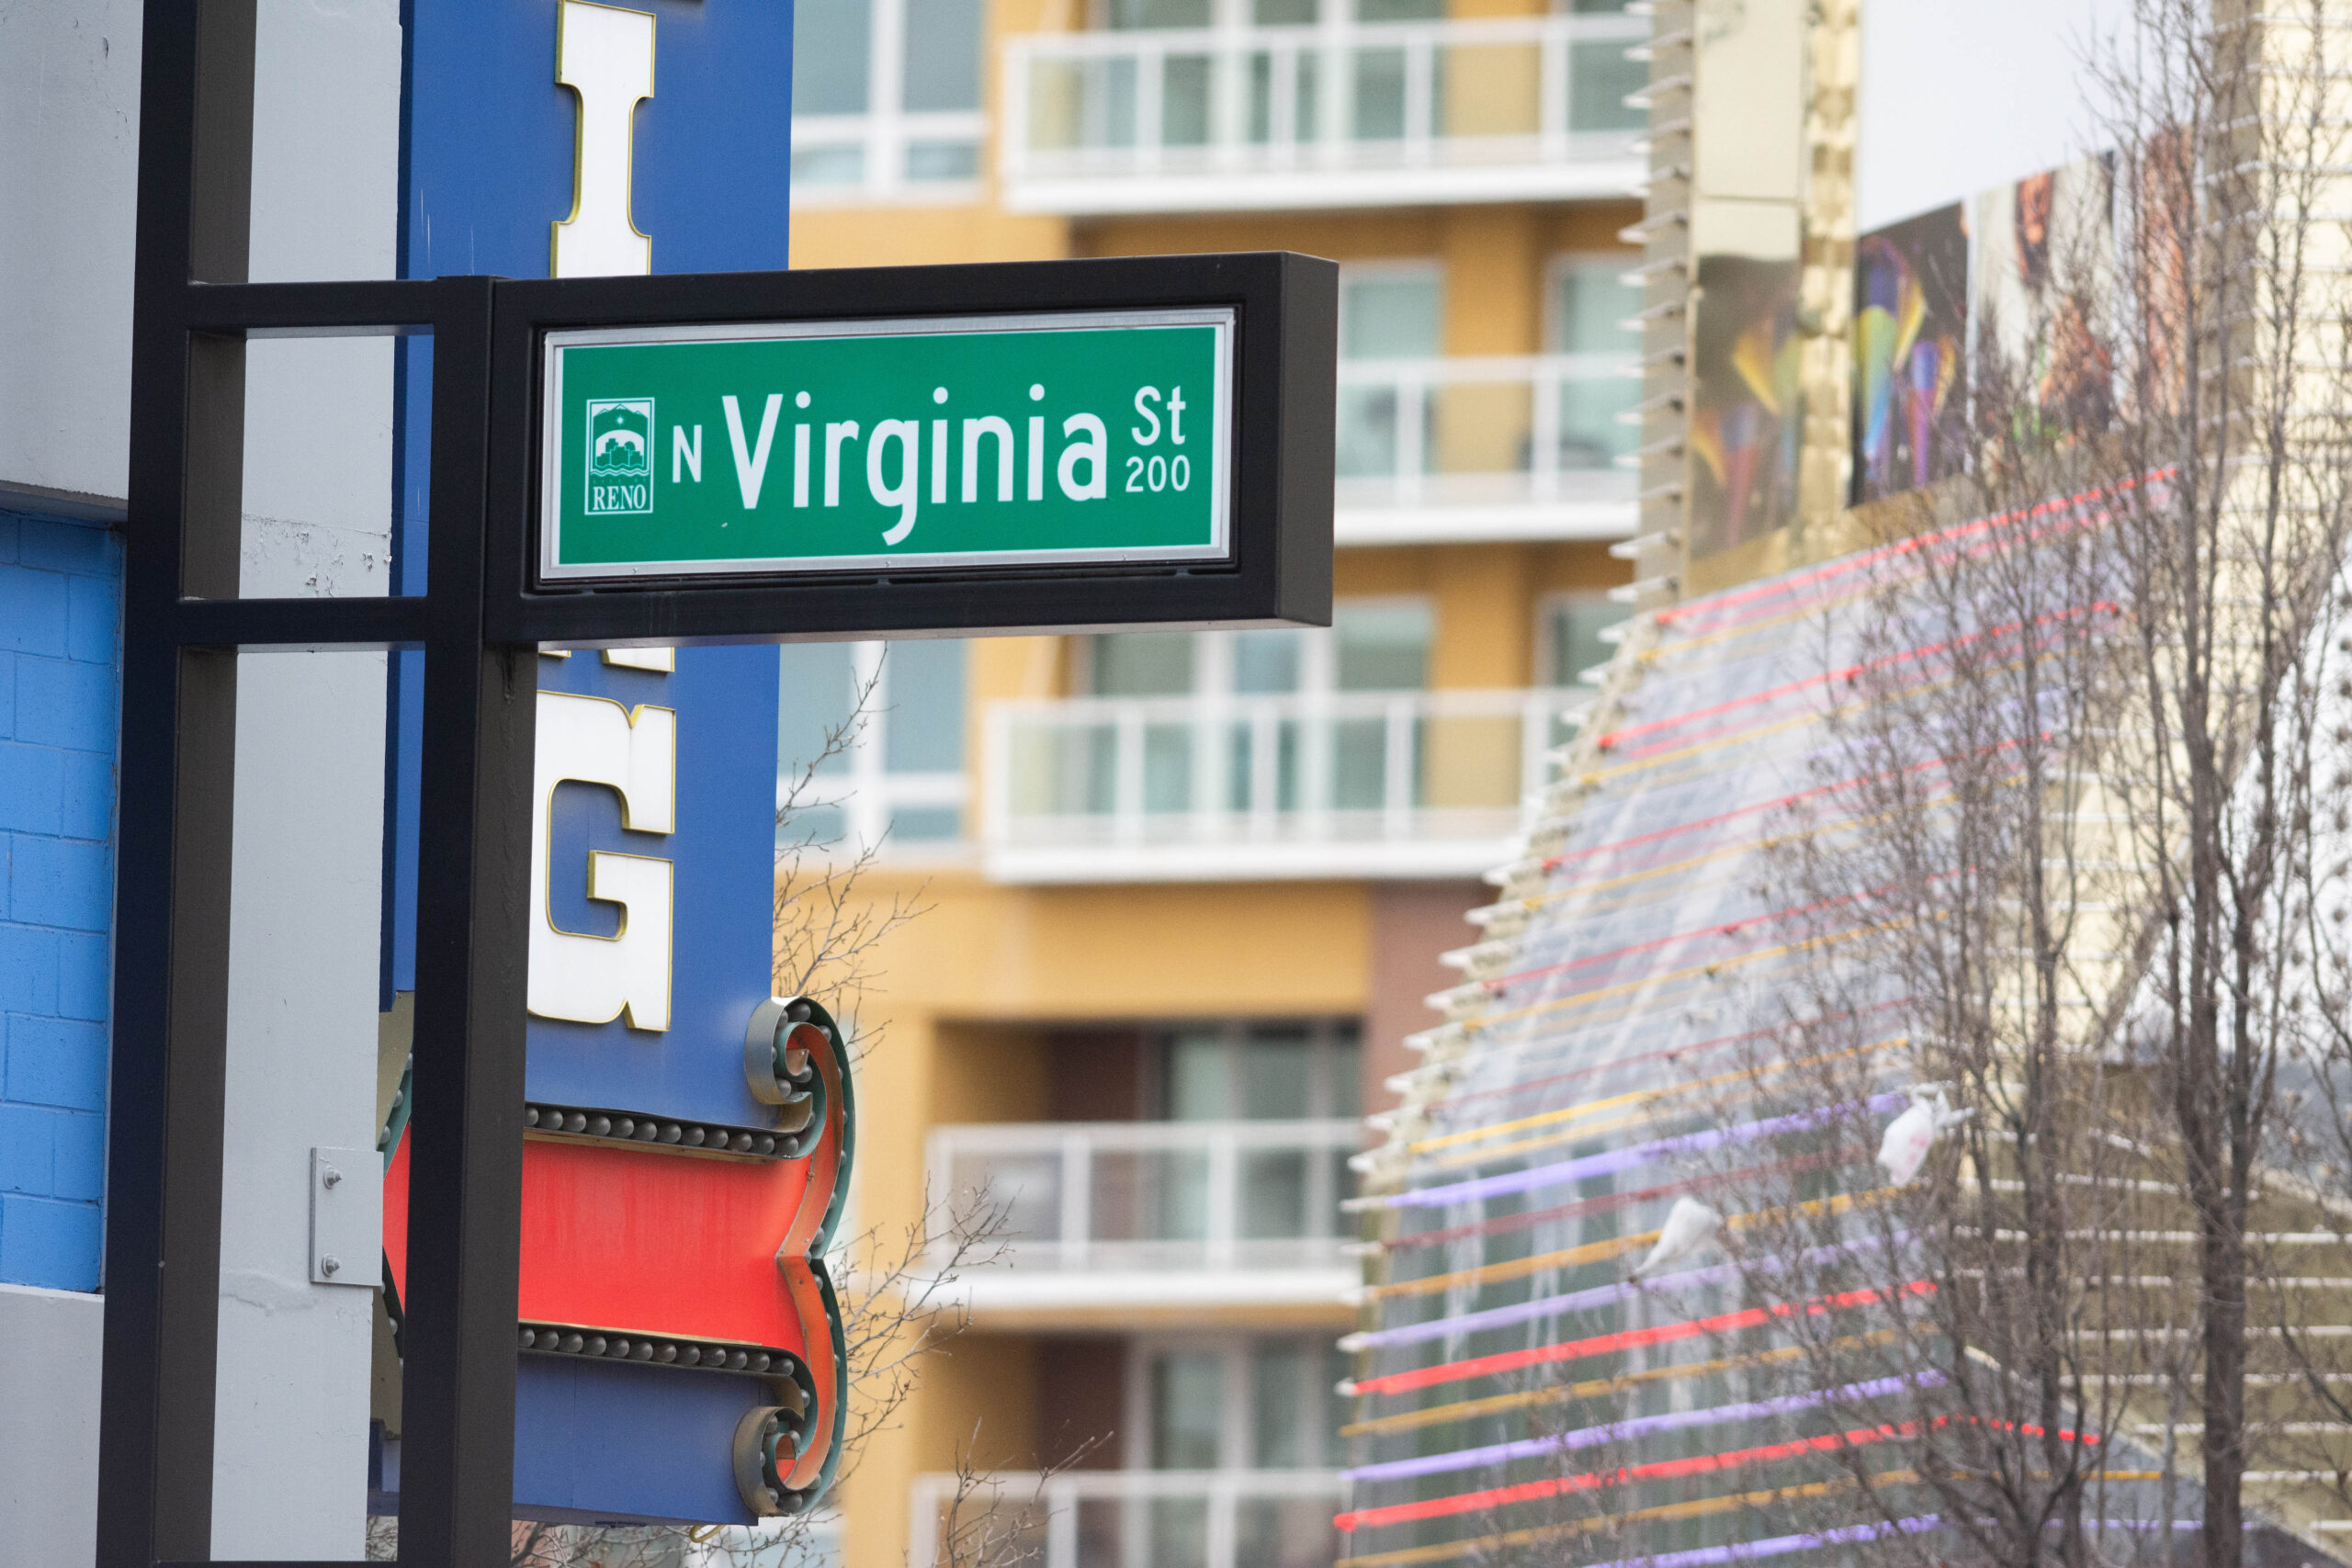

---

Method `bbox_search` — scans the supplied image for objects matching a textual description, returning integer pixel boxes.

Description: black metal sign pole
[100,4,244,1558]
[393,276,537,1568]
[102,7,1332,1567]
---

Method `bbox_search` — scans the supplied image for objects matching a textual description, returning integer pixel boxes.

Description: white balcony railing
[1001,13,1646,213]
[930,1120,1359,1273]
[910,1470,1344,1568]
[1334,353,1636,544]
[983,686,1591,882]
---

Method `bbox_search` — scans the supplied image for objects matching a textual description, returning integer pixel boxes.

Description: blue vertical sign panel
[532,647,781,1133]
[390,0,792,1524]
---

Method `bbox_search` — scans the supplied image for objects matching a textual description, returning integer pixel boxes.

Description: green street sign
[538,308,1234,581]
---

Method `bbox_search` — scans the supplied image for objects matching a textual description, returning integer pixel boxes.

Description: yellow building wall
[832,873,1373,1568]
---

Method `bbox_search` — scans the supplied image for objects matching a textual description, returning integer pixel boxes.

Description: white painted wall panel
[208,0,402,1557]
[0,1285,103,1568]
[0,1,140,512]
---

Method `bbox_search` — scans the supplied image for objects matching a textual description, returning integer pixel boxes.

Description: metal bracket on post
[309,1147,380,1287]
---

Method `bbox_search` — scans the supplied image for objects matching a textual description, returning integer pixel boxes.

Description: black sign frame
[102,6,1333,1567]
[489,254,1336,646]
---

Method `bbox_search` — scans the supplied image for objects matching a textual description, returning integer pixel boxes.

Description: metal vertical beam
[394,276,531,1568]
[98,1,254,1561]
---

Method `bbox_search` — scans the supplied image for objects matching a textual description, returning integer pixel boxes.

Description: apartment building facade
[778,0,1645,1562]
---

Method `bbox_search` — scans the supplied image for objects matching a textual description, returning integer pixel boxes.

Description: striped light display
[1338,496,2224,1568]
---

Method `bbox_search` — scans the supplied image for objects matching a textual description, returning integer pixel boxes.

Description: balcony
[929,1120,1360,1319]
[910,1470,1343,1568]
[1001,13,1646,214]
[982,687,1589,883]
[1333,354,1636,545]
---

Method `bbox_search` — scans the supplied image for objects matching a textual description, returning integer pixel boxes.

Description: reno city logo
[586,398,655,514]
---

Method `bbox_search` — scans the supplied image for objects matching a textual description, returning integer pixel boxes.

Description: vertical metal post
[97,1,254,1560]
[397,275,533,1568]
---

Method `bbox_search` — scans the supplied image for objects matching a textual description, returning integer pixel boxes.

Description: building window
[1539,591,1624,689]
[1548,254,1642,470]
[1129,1336,1352,1471]
[792,0,988,204]
[1336,265,1443,483]
[1153,1020,1362,1122]
[777,638,969,853]
[1084,599,1431,702]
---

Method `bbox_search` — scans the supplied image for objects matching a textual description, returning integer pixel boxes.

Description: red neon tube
[1349,1281,1934,1399]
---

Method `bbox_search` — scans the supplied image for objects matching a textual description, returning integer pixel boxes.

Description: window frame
[1533,588,1626,689]
[1123,1333,1350,1472]
[779,639,973,859]
[1543,249,1642,359]
[1146,1018,1362,1122]
[790,0,990,207]
[1335,259,1447,364]
[1079,596,1433,703]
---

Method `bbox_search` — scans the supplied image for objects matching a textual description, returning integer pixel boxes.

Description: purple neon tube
[1347,1233,1905,1351]
[1379,1093,1908,1212]
[1344,1371,1942,1483]
[1577,1514,1942,1568]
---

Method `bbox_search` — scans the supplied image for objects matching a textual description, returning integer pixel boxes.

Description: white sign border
[539,306,1238,583]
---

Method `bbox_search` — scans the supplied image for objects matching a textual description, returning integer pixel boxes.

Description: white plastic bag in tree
[1877,1086,1970,1185]
[1634,1196,1722,1279]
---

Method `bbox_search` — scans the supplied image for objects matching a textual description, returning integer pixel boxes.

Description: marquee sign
[541,309,1235,580]
[382,995,854,1514]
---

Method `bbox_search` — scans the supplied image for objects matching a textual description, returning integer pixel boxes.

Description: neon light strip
[1594,601,2115,762]
[1346,1280,1934,1399]
[1366,1189,1888,1303]
[1573,1515,1944,1568]
[1622,488,2126,705]
[1384,1148,1844,1257]
[1351,1233,1900,1350]
[1430,1004,1900,1116]
[1363,1223,1650,1298]
[1408,1039,1899,1158]
[1347,1431,2121,1543]
[1368,1094,1905,1211]
[1338,1331,1904,1439]
[1651,469,2149,636]
[1335,1507,2222,1568]
[1343,1371,1938,1484]
[1531,739,1984,881]
[1574,609,2098,796]
[1463,919,1883,1037]
[1335,1418,1921,1531]
[1331,1483,1927,1568]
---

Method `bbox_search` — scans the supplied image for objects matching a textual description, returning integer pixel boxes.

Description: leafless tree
[927,1429,1107,1568]
[1698,421,2154,1568]
[1654,6,2352,1564]
[2087,0,2352,1558]
[772,652,933,1043]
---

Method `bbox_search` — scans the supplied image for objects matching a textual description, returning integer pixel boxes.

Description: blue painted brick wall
[0,510,119,1292]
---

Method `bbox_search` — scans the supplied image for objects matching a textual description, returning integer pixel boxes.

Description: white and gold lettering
[551,0,655,279]
[602,647,676,672]
[529,691,677,1032]
[534,648,677,671]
